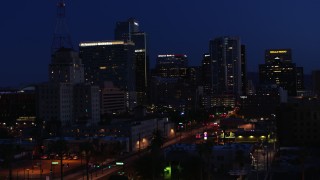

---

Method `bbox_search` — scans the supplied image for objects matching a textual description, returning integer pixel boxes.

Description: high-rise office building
[201,53,212,95]
[49,48,84,84]
[38,48,101,127]
[73,84,100,125]
[115,18,149,106]
[79,41,136,91]
[210,36,242,96]
[155,54,188,78]
[101,82,126,115]
[241,45,247,95]
[259,49,303,96]
[37,82,74,127]
[0,88,36,125]
[132,33,149,105]
[79,40,136,110]
[209,36,242,107]
[151,54,199,111]
[312,70,320,97]
[37,1,100,128]
[114,18,139,42]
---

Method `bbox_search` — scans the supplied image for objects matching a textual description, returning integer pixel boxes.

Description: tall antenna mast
[51,0,73,54]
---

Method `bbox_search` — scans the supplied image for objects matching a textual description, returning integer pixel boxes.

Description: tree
[150,129,165,179]
[196,141,213,180]
[151,129,164,153]
[0,143,20,180]
[234,149,245,169]
[133,153,154,179]
[133,130,165,180]
[48,139,68,180]
[79,140,95,180]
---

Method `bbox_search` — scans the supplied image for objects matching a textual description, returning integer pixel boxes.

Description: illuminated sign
[204,132,208,140]
[79,41,124,47]
[135,49,145,53]
[158,54,175,57]
[16,116,36,122]
[269,50,287,54]
[52,162,59,165]
[116,162,124,166]
[157,54,187,58]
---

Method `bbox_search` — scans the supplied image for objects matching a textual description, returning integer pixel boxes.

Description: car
[72,155,78,160]
[40,155,48,160]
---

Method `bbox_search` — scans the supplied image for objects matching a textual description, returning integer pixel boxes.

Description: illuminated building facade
[38,48,100,127]
[201,43,247,109]
[155,54,188,78]
[202,53,213,95]
[151,54,199,110]
[259,49,304,96]
[114,18,139,42]
[79,40,136,91]
[37,1,100,128]
[0,88,36,125]
[132,33,149,105]
[210,36,242,96]
[79,40,136,110]
[238,85,287,118]
[115,18,149,105]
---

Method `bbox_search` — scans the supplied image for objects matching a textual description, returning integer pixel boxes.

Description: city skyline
[1,0,320,86]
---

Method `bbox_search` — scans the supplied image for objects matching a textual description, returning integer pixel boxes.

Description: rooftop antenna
[51,0,73,54]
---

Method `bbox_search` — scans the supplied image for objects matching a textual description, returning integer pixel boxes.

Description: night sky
[1,0,320,86]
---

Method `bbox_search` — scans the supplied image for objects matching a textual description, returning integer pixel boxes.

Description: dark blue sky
[1,0,320,86]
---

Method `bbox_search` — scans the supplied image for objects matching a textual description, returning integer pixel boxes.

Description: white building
[37,82,74,126]
[130,117,175,152]
[37,48,100,127]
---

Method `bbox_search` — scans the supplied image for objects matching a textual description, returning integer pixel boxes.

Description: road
[0,125,209,180]
[64,125,210,180]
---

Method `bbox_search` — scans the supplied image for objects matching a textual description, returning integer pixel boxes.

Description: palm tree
[0,143,19,180]
[234,149,245,169]
[48,139,68,180]
[150,129,165,179]
[196,141,213,180]
[79,140,95,180]
[151,129,164,153]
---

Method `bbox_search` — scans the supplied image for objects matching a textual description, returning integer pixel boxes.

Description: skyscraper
[209,36,242,107]
[201,53,212,94]
[241,45,247,95]
[49,48,84,84]
[132,32,149,105]
[115,18,149,106]
[259,49,303,96]
[37,1,100,128]
[114,18,139,42]
[79,40,136,110]
[79,40,136,91]
[312,70,320,97]
[38,47,101,127]
[155,54,188,78]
